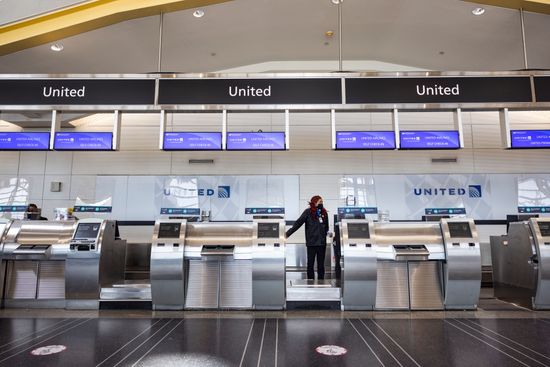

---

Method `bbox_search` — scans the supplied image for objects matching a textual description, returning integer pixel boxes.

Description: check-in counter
[491,218,550,309]
[180,219,285,310]
[0,220,76,308]
[65,219,127,309]
[340,218,481,310]
[150,219,186,310]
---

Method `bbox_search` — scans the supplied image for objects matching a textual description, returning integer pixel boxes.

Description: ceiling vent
[431,157,458,164]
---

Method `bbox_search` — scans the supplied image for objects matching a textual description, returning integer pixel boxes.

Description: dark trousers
[307,245,326,280]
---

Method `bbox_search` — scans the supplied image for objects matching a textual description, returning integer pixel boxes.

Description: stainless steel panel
[65,256,100,301]
[5,261,38,299]
[375,261,409,310]
[373,223,443,245]
[185,222,253,248]
[531,218,550,309]
[185,260,219,309]
[37,261,65,299]
[286,279,341,301]
[220,260,252,309]
[409,261,444,310]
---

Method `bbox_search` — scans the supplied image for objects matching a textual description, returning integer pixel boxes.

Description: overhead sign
[54,132,113,150]
[73,205,112,213]
[0,132,50,150]
[160,208,201,215]
[158,78,342,105]
[518,206,550,214]
[534,76,550,102]
[337,207,379,215]
[0,79,155,105]
[335,131,395,150]
[510,130,550,148]
[400,131,460,149]
[346,77,532,104]
[425,208,466,215]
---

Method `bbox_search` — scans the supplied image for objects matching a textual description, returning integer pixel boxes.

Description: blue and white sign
[54,132,113,150]
[160,208,200,215]
[245,207,285,214]
[518,206,550,214]
[337,207,378,216]
[335,131,395,150]
[73,205,112,213]
[226,132,285,150]
[425,208,466,215]
[400,131,460,149]
[0,205,28,212]
[0,132,50,150]
[511,130,550,149]
[163,132,222,150]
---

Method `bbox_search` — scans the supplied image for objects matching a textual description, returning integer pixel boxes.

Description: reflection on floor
[0,299,549,367]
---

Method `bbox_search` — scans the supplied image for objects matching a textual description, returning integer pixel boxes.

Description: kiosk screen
[258,223,279,238]
[347,223,370,239]
[158,223,181,238]
[75,223,101,239]
[538,222,550,237]
[448,222,472,238]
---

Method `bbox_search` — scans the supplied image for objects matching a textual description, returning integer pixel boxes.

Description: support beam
[464,0,550,15]
[0,0,231,56]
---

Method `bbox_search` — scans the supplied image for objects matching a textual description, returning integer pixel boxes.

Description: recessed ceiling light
[193,9,205,18]
[50,43,64,52]
[472,7,485,16]
[331,0,343,4]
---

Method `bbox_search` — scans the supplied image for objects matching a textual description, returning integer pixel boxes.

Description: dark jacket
[286,208,329,246]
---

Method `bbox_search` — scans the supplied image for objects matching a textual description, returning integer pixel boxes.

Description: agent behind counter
[26,203,48,220]
[285,195,329,280]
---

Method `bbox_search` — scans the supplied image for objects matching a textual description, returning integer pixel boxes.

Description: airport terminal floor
[1,296,550,367]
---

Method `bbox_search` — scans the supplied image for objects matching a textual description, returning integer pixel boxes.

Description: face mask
[317,203,324,210]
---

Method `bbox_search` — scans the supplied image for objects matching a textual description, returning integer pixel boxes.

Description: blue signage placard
[0,132,50,151]
[163,132,222,151]
[245,207,285,215]
[400,131,460,149]
[510,130,550,149]
[73,206,112,213]
[518,206,550,214]
[338,207,379,215]
[160,208,201,215]
[425,208,466,215]
[54,132,113,150]
[226,132,285,150]
[0,205,28,212]
[335,131,396,150]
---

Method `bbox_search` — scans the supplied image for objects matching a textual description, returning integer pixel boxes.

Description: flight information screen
[54,132,113,150]
[158,222,182,238]
[163,132,222,150]
[226,132,285,150]
[336,131,396,150]
[510,130,550,149]
[0,132,50,150]
[347,223,370,239]
[447,222,472,238]
[400,131,460,149]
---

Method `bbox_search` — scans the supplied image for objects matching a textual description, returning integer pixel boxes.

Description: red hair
[309,195,327,219]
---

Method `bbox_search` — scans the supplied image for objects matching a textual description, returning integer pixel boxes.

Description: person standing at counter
[26,203,48,220]
[286,195,329,280]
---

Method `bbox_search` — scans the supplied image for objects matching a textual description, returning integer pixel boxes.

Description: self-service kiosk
[150,219,186,310]
[491,218,550,309]
[65,219,127,309]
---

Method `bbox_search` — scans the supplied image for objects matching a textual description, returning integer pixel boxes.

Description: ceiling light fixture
[50,43,64,52]
[472,7,485,16]
[193,9,205,18]
[331,0,343,4]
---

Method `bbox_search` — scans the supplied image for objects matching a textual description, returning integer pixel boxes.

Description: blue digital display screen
[0,132,50,150]
[226,132,285,150]
[163,132,222,150]
[54,132,113,150]
[335,131,395,150]
[425,208,466,215]
[510,130,550,149]
[400,131,460,149]
[245,207,285,214]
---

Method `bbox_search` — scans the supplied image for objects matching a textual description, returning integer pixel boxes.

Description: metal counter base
[286,279,341,301]
[2,299,66,309]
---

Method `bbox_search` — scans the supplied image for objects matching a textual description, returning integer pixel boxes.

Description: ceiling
[0,0,549,74]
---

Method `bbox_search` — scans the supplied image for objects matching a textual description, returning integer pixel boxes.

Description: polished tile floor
[0,299,549,367]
